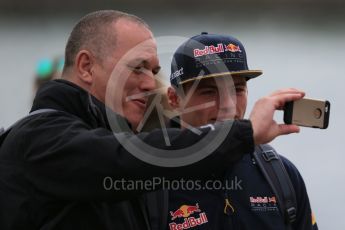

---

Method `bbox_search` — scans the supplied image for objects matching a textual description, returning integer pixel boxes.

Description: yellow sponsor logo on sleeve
[312,212,316,225]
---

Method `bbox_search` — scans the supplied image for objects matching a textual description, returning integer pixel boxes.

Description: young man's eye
[200,89,216,95]
[236,87,247,94]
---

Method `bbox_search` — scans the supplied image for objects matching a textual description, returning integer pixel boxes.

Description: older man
[0,11,304,230]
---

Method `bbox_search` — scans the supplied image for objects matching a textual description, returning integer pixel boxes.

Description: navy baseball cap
[170,32,263,87]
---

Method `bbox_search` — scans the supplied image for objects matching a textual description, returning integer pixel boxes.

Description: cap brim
[179,70,263,85]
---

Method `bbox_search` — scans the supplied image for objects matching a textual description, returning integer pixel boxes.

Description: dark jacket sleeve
[280,156,318,230]
[11,113,254,202]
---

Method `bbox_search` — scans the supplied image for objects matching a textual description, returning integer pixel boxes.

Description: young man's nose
[219,92,236,109]
[218,93,237,118]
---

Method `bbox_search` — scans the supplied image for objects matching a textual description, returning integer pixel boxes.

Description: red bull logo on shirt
[169,203,208,230]
[249,196,279,212]
[250,196,277,204]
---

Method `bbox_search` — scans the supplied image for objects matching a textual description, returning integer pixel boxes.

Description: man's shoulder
[256,145,307,195]
[277,154,302,178]
[275,152,308,196]
[2,110,92,149]
[260,145,302,178]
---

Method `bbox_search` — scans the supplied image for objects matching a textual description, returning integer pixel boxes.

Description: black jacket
[0,79,254,230]
[148,154,318,230]
[146,120,318,230]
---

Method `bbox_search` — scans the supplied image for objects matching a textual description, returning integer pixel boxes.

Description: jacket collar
[31,79,111,129]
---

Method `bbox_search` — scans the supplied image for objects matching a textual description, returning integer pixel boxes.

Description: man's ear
[75,50,95,85]
[167,87,180,109]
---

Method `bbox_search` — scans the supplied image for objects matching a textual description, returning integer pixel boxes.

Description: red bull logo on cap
[193,43,241,58]
[224,43,242,53]
[169,203,208,230]
[193,44,224,57]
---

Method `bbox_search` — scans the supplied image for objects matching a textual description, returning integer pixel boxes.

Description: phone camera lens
[314,108,322,119]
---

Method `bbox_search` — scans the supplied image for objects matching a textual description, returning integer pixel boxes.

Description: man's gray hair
[63,10,149,71]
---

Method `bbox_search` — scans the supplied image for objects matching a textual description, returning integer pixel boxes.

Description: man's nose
[140,72,156,91]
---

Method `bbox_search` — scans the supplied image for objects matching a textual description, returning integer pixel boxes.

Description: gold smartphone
[284,98,330,129]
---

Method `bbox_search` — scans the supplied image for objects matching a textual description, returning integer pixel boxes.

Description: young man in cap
[148,33,317,230]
